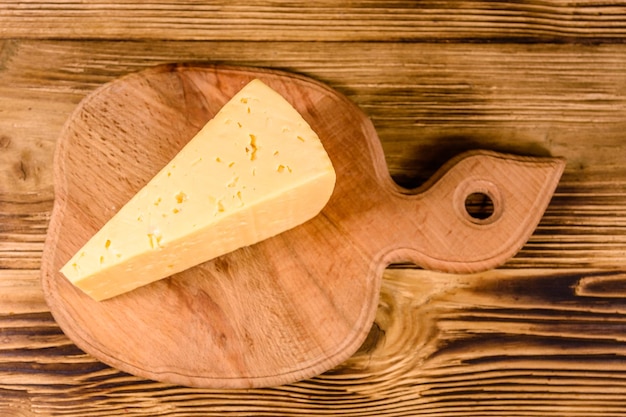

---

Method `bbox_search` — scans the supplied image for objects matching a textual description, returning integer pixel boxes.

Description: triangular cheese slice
[61,79,336,301]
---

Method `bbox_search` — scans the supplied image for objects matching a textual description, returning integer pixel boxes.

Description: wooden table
[2,2,626,416]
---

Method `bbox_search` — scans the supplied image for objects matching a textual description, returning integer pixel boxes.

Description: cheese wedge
[61,79,336,301]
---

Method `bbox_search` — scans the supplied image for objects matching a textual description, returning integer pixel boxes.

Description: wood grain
[3,1,626,42]
[2,32,626,415]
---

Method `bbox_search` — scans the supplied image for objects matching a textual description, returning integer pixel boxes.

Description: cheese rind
[61,79,336,301]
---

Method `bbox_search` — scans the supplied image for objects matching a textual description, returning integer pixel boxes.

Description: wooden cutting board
[41,64,565,389]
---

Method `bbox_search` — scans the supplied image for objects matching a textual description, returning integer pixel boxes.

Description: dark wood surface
[3,1,626,416]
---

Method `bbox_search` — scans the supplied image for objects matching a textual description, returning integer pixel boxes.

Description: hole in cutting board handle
[465,192,495,220]
[454,178,504,226]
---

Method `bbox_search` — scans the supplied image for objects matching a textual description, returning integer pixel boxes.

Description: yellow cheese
[61,79,336,301]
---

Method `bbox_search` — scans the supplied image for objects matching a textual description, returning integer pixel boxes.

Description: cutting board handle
[380,150,565,273]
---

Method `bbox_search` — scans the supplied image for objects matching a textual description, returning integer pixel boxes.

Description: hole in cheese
[175,192,187,204]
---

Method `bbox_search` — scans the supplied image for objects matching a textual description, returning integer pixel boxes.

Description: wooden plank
[2,40,626,271]
[3,269,626,415]
[1,42,625,271]
[2,40,626,178]
[0,41,626,258]
[2,1,626,41]
[0,271,48,315]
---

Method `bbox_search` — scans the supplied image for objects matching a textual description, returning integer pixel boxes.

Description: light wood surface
[40,64,563,389]
[3,1,626,415]
[3,1,626,42]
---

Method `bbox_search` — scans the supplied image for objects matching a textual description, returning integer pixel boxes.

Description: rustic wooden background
[2,1,626,416]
